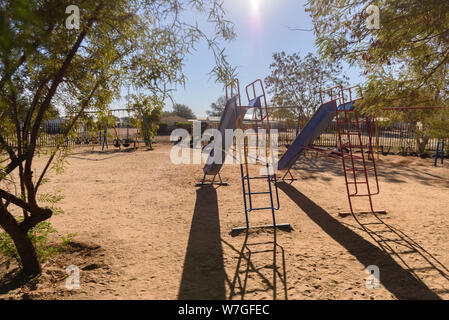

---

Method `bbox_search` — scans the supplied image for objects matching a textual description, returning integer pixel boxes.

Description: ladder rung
[349,193,374,197]
[245,192,271,195]
[347,181,369,185]
[341,155,364,160]
[353,167,375,172]
[249,207,275,211]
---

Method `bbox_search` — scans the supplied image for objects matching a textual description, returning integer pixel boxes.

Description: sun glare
[250,0,261,15]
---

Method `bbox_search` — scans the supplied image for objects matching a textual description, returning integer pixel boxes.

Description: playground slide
[203,96,239,176]
[278,100,354,171]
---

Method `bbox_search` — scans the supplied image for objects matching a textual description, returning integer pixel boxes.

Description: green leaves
[38,192,64,205]
[265,51,349,116]
[307,0,449,102]
[1,0,236,274]
[307,0,449,152]
[0,221,58,268]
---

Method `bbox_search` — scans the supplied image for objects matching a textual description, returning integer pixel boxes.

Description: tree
[171,103,196,119]
[306,0,449,154]
[0,0,235,276]
[129,93,163,144]
[265,52,348,118]
[206,96,226,117]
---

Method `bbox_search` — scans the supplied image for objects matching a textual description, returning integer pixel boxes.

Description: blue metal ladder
[234,162,282,233]
[232,98,290,233]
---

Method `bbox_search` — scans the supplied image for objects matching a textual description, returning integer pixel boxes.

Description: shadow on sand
[178,185,226,299]
[68,148,140,162]
[224,228,289,300]
[278,182,443,300]
[178,184,291,300]
[289,153,449,188]
[343,211,449,297]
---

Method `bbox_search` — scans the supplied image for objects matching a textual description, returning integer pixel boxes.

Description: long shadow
[343,213,449,295]
[225,229,288,300]
[289,152,449,188]
[68,148,136,162]
[178,185,226,300]
[278,182,441,300]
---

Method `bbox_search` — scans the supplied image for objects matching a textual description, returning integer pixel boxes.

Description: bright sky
[116,0,364,117]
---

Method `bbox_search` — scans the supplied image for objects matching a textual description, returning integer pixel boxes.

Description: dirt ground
[1,139,449,300]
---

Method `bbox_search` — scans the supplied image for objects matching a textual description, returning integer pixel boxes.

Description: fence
[207,120,447,155]
[1,120,447,155]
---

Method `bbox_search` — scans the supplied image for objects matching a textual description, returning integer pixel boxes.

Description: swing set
[72,107,153,152]
[107,108,153,151]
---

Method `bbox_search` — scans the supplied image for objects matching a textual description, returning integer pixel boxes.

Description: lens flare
[250,0,260,14]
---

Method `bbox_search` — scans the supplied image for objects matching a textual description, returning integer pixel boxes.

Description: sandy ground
[1,140,449,300]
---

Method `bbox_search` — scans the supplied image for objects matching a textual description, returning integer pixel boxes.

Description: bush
[175,122,192,131]
[0,222,58,269]
[0,189,76,270]
[157,122,169,135]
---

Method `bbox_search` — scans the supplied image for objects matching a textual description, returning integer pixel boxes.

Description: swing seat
[123,139,131,148]
[113,139,122,148]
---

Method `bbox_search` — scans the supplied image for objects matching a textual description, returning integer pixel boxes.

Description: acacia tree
[171,104,197,119]
[307,0,449,153]
[264,51,348,119]
[206,96,226,117]
[129,93,163,143]
[0,0,235,276]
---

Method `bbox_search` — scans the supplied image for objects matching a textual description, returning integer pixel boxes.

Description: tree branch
[24,1,105,207]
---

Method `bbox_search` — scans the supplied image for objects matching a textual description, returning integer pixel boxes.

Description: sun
[250,0,261,14]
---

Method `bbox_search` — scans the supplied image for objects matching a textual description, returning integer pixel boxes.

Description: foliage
[0,188,74,270]
[306,0,449,153]
[176,122,193,131]
[0,0,236,275]
[307,0,449,86]
[170,104,197,120]
[206,96,227,117]
[157,122,169,135]
[265,52,349,119]
[0,222,57,269]
[129,94,163,141]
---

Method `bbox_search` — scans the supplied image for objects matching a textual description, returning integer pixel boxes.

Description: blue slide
[203,96,239,176]
[202,96,261,176]
[277,101,354,171]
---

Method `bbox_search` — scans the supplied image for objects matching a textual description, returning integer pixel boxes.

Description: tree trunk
[0,206,41,276]
[416,136,430,156]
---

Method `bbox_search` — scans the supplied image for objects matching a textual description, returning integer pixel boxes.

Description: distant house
[207,116,221,123]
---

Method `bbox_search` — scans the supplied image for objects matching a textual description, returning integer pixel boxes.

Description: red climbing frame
[319,85,344,105]
[321,85,385,217]
[245,79,269,122]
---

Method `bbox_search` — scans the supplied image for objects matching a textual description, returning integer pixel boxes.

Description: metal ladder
[333,86,382,216]
[231,79,290,233]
